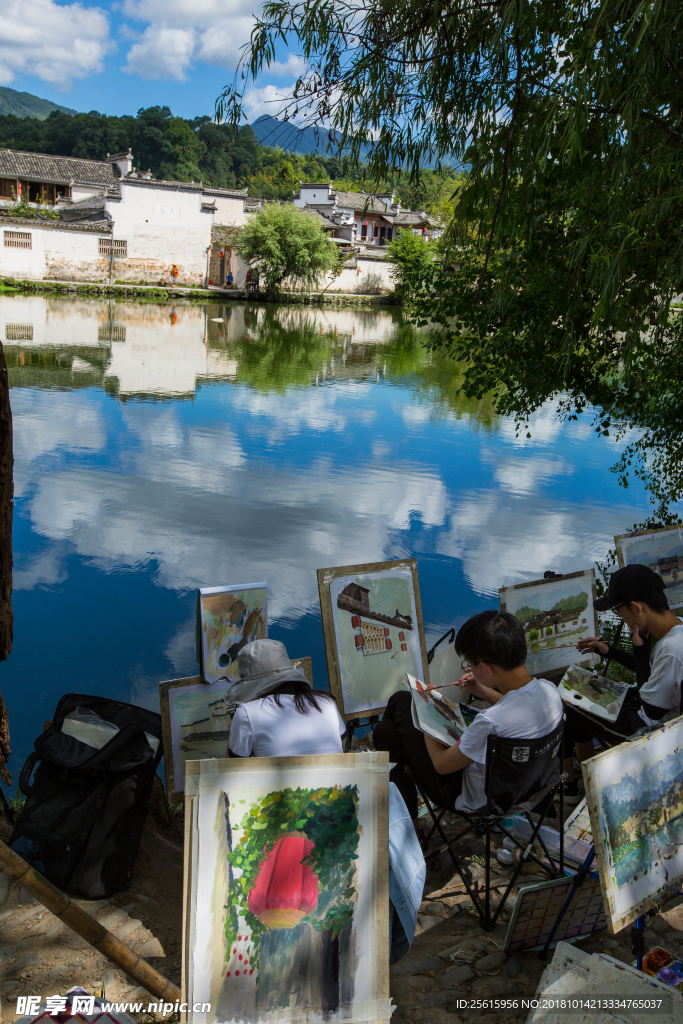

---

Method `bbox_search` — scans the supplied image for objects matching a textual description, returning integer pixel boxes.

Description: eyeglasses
[461,659,471,671]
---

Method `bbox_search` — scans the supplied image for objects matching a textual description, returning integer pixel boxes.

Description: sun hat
[593,563,666,611]
[227,639,311,704]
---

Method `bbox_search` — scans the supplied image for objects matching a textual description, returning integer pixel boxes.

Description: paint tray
[559,665,631,721]
[640,946,676,976]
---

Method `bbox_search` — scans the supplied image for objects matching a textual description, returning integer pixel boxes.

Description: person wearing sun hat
[562,564,683,801]
[225,639,347,757]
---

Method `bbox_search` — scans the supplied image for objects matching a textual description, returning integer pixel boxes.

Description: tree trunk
[320,928,340,1016]
[0,341,12,782]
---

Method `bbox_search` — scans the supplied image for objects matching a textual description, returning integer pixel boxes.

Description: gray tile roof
[331,191,391,213]
[0,214,110,233]
[0,148,118,187]
[202,186,249,198]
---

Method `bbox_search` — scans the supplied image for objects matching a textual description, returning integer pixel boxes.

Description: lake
[0,294,657,782]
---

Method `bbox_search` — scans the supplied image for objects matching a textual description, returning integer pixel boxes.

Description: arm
[456,672,503,705]
[424,734,474,775]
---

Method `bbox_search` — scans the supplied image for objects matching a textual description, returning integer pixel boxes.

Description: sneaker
[563,780,584,806]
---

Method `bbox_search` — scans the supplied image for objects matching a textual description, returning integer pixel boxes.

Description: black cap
[594,563,666,610]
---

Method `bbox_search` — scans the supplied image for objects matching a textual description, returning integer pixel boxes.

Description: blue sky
[0,0,299,120]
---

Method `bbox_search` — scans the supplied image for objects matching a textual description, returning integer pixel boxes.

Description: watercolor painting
[408,673,467,745]
[559,666,632,722]
[499,570,598,676]
[318,559,429,718]
[616,524,683,615]
[583,718,683,933]
[198,583,268,684]
[184,754,390,1024]
[160,658,313,802]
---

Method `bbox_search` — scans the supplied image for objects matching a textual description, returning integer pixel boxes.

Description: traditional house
[0,147,251,286]
[292,182,442,246]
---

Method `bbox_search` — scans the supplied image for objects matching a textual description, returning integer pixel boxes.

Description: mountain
[0,87,77,120]
[249,115,357,157]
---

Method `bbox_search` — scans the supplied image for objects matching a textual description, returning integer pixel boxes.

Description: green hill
[0,87,77,120]
[514,605,543,622]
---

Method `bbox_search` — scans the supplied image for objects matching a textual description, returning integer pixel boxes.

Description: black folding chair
[412,720,566,931]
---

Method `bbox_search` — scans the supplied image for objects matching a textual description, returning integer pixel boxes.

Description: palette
[640,947,683,992]
[503,874,606,953]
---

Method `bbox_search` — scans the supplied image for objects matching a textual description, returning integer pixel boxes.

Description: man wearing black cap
[563,564,683,801]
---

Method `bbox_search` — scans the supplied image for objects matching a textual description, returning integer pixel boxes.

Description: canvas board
[582,716,683,934]
[317,559,429,720]
[559,666,632,722]
[615,524,683,616]
[197,583,268,684]
[428,641,467,702]
[183,752,390,1024]
[407,673,466,745]
[503,874,606,954]
[565,798,593,844]
[499,570,598,677]
[160,658,314,803]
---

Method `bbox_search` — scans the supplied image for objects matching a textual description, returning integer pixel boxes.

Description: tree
[387,229,438,298]
[237,204,338,293]
[220,1,683,516]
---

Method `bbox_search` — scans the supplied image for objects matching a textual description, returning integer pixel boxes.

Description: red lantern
[398,631,405,642]
[383,627,390,636]
[401,643,407,652]
[220,250,225,258]
[247,835,319,929]
[355,634,364,650]
[351,615,361,629]
[385,639,392,651]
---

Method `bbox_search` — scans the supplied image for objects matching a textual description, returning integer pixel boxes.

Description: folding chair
[412,720,566,931]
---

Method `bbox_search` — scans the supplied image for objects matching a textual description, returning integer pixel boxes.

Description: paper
[408,673,466,745]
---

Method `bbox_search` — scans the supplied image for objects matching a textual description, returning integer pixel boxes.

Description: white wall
[105,181,212,285]
[0,293,112,347]
[212,196,249,226]
[0,223,108,282]
[319,257,396,294]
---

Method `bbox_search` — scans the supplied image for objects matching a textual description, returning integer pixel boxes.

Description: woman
[226,639,345,757]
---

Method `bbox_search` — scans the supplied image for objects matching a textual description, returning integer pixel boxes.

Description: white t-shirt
[229,694,346,757]
[638,622,683,727]
[455,678,564,813]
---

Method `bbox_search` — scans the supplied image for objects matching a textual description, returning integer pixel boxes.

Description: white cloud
[241,82,296,122]
[122,0,257,79]
[0,0,110,88]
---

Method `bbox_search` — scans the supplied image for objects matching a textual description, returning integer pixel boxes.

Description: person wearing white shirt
[225,640,346,758]
[563,564,683,801]
[373,611,564,822]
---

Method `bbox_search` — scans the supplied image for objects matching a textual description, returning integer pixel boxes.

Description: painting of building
[584,718,683,933]
[616,525,683,614]
[318,559,429,718]
[499,570,598,676]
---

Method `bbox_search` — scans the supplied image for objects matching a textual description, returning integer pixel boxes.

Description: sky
[0,0,301,121]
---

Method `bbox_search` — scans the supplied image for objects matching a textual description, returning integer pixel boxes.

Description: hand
[456,672,479,694]
[631,624,648,647]
[576,636,609,656]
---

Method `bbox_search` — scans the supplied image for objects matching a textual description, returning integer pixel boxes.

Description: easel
[537,844,646,968]
[345,715,381,746]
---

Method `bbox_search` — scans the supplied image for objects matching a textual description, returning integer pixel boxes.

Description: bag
[9,693,163,898]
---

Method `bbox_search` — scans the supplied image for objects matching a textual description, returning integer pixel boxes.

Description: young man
[564,563,683,799]
[373,610,564,822]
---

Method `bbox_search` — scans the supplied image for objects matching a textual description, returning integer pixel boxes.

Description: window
[4,230,31,249]
[98,325,126,343]
[5,324,33,341]
[98,239,127,257]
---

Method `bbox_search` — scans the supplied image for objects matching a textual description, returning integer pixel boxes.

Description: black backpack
[9,693,163,898]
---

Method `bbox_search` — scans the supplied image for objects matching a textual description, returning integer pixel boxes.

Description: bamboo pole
[0,839,181,1002]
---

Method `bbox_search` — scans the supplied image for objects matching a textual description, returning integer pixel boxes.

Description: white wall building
[0,148,251,286]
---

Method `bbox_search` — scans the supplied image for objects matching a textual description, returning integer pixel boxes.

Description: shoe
[563,780,584,806]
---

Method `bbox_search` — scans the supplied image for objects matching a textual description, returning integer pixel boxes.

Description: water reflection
[1,295,653,776]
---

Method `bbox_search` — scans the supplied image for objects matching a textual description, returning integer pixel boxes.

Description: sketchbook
[407,673,468,745]
[559,665,631,722]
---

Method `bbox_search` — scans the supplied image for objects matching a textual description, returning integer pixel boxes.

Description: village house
[0,147,251,287]
[292,181,442,246]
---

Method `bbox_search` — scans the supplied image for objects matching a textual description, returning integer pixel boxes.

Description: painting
[197,583,268,684]
[582,717,683,934]
[407,673,467,745]
[160,659,313,803]
[183,752,390,1024]
[317,559,429,720]
[559,666,632,722]
[616,524,683,615]
[499,570,598,677]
